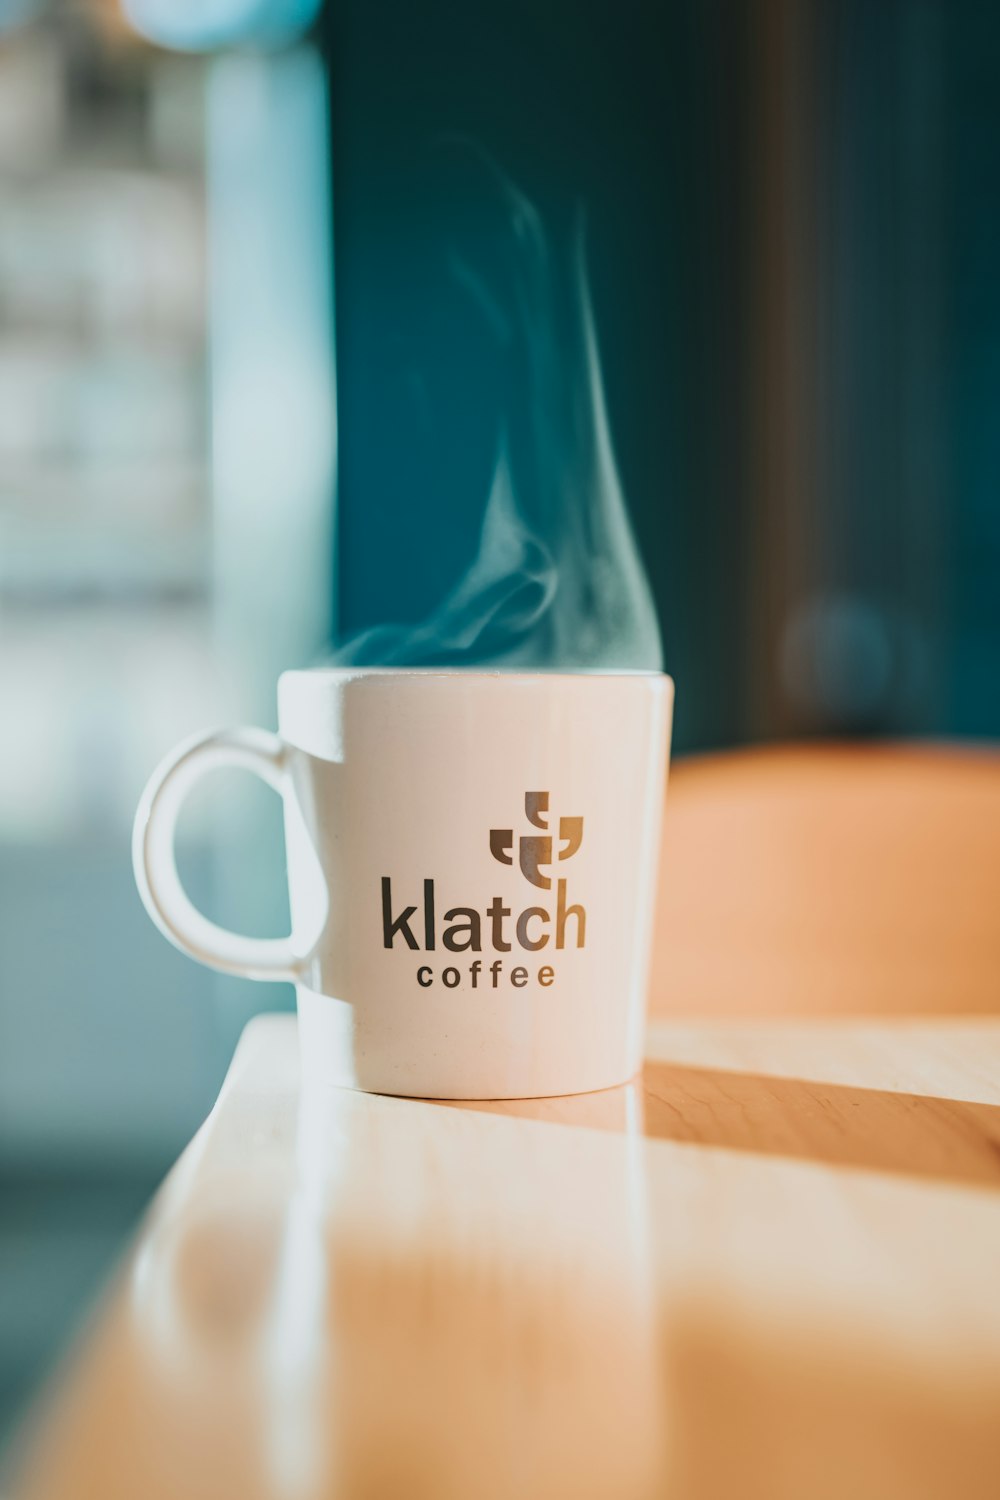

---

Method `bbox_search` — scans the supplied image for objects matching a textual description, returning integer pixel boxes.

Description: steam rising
[335,170,663,672]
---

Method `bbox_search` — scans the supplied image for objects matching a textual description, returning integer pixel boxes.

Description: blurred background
[0,0,998,1450]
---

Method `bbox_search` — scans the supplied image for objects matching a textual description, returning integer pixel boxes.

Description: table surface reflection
[10,1014,1000,1500]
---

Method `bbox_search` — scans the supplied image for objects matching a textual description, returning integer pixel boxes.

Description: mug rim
[280,666,673,687]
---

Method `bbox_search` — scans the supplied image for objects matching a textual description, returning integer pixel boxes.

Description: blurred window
[0,9,216,839]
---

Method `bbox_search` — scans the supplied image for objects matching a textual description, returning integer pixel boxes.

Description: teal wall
[322,0,1000,750]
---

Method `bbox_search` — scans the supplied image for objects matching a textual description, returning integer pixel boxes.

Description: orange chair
[651,744,1000,1018]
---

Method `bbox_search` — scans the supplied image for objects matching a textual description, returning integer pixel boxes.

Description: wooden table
[9,1013,1000,1500]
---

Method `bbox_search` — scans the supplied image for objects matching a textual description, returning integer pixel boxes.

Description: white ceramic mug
[133,669,673,1099]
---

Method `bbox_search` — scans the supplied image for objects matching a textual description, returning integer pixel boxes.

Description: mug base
[295,986,644,1102]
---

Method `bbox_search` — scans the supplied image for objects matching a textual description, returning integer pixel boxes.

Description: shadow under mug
[133,668,673,1099]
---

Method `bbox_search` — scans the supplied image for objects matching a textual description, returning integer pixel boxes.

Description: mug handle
[132,727,301,983]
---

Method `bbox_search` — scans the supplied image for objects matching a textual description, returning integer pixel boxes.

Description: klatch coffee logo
[381,791,586,991]
[489,791,583,888]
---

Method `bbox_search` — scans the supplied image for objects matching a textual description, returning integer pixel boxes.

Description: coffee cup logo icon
[489,792,584,890]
